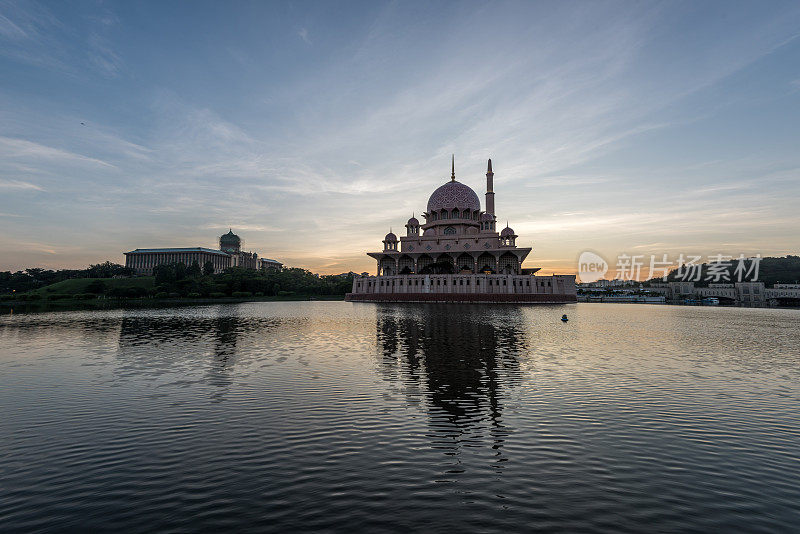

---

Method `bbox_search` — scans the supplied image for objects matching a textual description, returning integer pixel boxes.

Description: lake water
[1,302,799,532]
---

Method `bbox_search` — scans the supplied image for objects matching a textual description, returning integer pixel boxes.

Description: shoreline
[3,297,797,315]
[0,294,345,314]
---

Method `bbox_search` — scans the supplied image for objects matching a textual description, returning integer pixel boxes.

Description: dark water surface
[1,302,799,532]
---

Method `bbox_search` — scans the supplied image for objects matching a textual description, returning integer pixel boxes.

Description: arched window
[443,226,456,235]
[451,208,459,219]
[498,252,519,274]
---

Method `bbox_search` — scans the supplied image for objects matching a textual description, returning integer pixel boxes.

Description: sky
[1,0,799,276]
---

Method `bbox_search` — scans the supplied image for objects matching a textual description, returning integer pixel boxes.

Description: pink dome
[427,181,481,213]
[501,226,516,237]
[406,216,419,226]
[384,232,397,242]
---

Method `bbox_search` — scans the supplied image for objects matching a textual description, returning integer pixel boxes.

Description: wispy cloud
[87,32,122,77]
[0,11,27,39]
[0,137,115,168]
[0,179,44,191]
[0,0,69,71]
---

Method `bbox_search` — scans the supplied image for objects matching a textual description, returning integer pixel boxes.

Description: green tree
[154,264,176,286]
[87,261,132,278]
[174,262,187,281]
[188,261,202,278]
[203,261,215,276]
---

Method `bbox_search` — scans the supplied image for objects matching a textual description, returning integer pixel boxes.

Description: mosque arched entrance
[457,253,474,273]
[477,252,495,274]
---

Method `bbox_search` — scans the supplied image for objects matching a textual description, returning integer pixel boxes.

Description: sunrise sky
[1,1,799,274]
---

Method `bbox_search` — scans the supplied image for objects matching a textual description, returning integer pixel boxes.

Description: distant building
[645,281,800,307]
[124,230,283,275]
[578,279,635,289]
[259,258,283,270]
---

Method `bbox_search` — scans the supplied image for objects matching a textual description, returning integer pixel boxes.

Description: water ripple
[1,302,799,531]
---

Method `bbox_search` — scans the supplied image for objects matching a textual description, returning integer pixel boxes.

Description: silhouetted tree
[188,261,202,278]
[87,261,132,278]
[154,264,176,286]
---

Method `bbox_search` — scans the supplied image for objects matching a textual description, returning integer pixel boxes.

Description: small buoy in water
[561,314,568,322]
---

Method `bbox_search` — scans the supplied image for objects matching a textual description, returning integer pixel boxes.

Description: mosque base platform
[345,292,577,304]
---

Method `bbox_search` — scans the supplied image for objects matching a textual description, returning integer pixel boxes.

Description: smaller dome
[406,216,419,226]
[384,232,397,242]
[501,226,516,237]
[480,213,494,221]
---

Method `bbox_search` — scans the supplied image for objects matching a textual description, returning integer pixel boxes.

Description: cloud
[0,11,27,39]
[0,179,44,190]
[0,1,70,71]
[201,223,284,233]
[0,136,115,168]
[1,2,800,272]
[88,32,122,77]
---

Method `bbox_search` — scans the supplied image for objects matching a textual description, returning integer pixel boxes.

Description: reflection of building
[376,304,527,460]
[124,229,283,275]
[347,157,576,303]
[116,306,242,401]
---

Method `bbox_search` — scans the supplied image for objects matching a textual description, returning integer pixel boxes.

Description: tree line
[1,260,355,299]
[150,262,354,298]
[0,261,133,294]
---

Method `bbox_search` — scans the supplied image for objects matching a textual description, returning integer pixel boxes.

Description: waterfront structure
[645,281,800,307]
[579,294,667,304]
[124,230,282,275]
[346,157,577,303]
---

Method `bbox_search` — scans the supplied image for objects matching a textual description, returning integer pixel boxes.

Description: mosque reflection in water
[114,303,532,459]
[375,304,529,463]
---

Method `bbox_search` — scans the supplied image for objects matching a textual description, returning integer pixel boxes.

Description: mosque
[124,230,282,275]
[346,157,577,303]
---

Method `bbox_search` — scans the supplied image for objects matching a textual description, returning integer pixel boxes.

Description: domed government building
[346,157,576,303]
[124,230,282,275]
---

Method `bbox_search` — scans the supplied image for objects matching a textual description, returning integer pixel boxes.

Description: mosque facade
[346,158,577,303]
[124,230,282,275]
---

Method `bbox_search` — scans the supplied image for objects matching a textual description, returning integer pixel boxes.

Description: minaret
[485,158,495,216]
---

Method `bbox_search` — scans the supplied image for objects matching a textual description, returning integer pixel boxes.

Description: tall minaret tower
[485,159,495,216]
